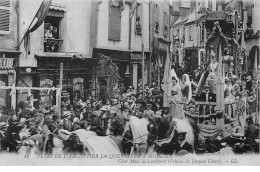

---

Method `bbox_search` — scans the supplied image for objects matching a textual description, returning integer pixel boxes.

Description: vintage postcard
[0,0,259,166]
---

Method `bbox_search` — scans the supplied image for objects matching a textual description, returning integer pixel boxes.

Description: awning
[35,52,91,59]
[49,3,67,11]
[0,49,22,54]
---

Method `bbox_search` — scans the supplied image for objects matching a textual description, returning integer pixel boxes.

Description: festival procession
[0,0,259,157]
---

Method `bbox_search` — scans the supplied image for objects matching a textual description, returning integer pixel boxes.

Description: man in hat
[246,75,253,94]
[49,114,61,133]
[143,101,155,123]
[174,132,193,154]
[197,84,216,102]
[74,102,82,119]
[60,111,72,132]
[27,118,41,135]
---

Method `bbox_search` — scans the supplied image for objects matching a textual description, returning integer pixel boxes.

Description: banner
[24,0,52,58]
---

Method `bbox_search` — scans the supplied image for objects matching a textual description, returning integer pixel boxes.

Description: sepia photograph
[0,0,259,166]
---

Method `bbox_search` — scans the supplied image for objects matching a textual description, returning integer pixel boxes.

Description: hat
[204,84,210,88]
[75,102,82,110]
[63,111,72,117]
[52,114,60,120]
[110,99,118,105]
[178,131,187,138]
[0,122,8,128]
[231,126,245,139]
[225,78,230,82]
[27,118,37,125]
[42,108,51,114]
[85,99,91,104]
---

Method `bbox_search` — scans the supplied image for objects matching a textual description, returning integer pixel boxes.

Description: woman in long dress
[180,74,192,101]
[170,77,182,102]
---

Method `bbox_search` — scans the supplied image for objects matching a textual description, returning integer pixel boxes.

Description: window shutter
[136,3,141,18]
[108,6,121,41]
[0,0,10,33]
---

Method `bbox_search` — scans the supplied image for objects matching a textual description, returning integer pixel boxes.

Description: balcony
[44,38,63,52]
[171,100,241,126]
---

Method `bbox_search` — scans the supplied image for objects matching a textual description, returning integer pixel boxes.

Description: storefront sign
[73,78,84,84]
[39,79,53,109]
[73,77,84,98]
[158,42,168,51]
[40,79,53,87]
[0,58,14,69]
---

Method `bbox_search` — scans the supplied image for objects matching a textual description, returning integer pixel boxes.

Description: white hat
[63,111,72,117]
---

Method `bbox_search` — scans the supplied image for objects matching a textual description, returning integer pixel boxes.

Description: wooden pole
[141,1,145,98]
[142,43,145,98]
[58,63,63,116]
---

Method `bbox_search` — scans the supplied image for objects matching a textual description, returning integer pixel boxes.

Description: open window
[44,9,64,52]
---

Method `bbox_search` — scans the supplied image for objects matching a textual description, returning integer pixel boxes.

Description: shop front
[91,48,131,96]
[129,52,148,90]
[35,54,93,108]
[152,37,170,86]
[0,53,18,114]
[183,48,199,79]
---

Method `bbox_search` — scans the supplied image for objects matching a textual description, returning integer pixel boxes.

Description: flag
[241,30,246,51]
[162,49,172,107]
[24,0,52,58]
[253,49,258,80]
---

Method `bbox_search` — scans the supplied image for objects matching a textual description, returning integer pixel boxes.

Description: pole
[216,43,224,127]
[58,63,63,116]
[142,43,145,98]
[141,1,145,98]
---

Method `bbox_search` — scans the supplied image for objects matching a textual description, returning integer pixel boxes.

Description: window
[0,0,10,34]
[181,27,185,44]
[135,4,142,35]
[44,14,64,52]
[108,6,121,41]
[189,26,193,41]
[163,12,168,37]
[154,4,159,33]
[200,25,204,42]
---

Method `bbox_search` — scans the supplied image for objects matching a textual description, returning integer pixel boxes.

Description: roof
[180,2,190,8]
[185,12,196,24]
[49,3,67,11]
[172,16,188,27]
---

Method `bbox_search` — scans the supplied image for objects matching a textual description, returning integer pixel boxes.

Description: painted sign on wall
[39,79,53,110]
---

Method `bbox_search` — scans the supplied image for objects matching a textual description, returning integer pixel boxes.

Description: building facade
[171,0,200,79]
[0,0,20,113]
[90,0,151,94]
[150,0,171,87]
[17,0,93,109]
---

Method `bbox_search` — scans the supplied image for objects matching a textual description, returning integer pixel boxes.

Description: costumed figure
[180,74,192,101]
[223,48,234,76]
[170,76,182,102]
[205,51,219,94]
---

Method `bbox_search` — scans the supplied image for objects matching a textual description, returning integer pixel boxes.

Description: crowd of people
[0,64,259,155]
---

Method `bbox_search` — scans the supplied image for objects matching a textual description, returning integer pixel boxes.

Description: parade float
[169,9,259,146]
